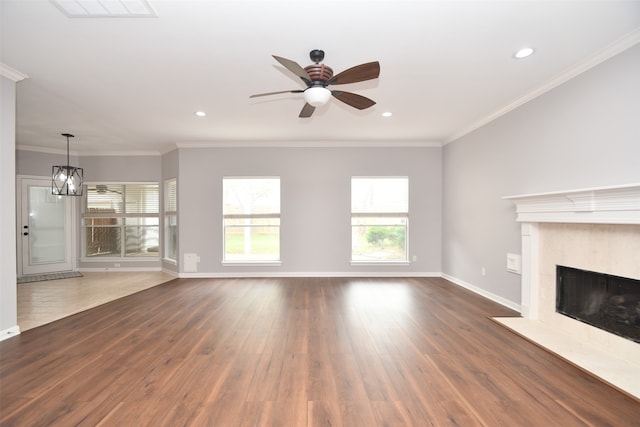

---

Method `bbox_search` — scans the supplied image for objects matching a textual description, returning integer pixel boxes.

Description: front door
[19,177,75,276]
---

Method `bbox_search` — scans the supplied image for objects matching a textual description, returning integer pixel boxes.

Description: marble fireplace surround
[500,183,640,399]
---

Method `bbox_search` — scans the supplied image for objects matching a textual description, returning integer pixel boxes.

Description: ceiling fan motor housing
[304,63,333,83]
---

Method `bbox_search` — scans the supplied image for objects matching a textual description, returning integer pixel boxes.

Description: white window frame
[164,178,177,263]
[222,177,281,265]
[82,182,160,261]
[351,176,409,264]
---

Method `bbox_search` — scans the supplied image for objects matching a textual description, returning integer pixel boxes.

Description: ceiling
[2,0,640,155]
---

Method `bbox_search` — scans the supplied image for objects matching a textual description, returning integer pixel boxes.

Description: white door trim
[16,175,78,276]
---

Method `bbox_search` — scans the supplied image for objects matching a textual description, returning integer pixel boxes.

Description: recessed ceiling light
[195,111,206,117]
[382,112,393,117]
[514,47,535,59]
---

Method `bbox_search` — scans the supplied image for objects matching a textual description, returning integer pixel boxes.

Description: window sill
[80,257,160,263]
[222,261,282,267]
[162,258,177,265]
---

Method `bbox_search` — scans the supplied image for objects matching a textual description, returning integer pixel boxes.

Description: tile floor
[17,271,175,331]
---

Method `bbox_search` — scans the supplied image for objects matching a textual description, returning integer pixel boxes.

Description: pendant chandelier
[52,133,83,196]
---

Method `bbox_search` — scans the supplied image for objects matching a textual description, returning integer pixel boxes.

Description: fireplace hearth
[557,265,640,343]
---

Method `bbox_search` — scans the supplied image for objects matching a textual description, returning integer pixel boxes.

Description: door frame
[16,175,78,277]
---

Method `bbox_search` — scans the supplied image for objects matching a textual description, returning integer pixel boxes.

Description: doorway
[17,176,76,276]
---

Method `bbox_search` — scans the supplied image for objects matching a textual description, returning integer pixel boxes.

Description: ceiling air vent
[50,0,157,18]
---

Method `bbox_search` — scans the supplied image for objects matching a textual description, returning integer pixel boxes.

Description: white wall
[1,75,19,338]
[178,146,442,276]
[442,44,640,307]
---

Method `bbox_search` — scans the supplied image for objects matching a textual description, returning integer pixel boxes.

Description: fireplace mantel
[504,183,640,320]
[503,183,640,225]
[501,183,640,399]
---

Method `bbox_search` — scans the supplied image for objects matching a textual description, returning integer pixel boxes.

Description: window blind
[223,178,280,217]
[125,184,159,214]
[166,180,177,213]
[351,177,408,214]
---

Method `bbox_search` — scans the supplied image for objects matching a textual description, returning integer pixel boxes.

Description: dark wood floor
[1,277,639,426]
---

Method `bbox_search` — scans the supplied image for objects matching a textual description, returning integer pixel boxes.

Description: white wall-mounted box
[507,253,521,274]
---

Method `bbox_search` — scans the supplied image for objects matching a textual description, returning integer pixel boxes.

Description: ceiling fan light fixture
[304,87,331,107]
[251,51,380,118]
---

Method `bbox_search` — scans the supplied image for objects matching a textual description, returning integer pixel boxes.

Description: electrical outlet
[481,267,486,276]
[412,255,417,262]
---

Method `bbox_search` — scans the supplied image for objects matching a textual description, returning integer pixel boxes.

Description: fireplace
[556,265,640,343]
[502,183,640,398]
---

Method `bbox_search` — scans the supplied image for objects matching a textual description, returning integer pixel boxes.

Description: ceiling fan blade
[250,89,304,98]
[273,55,312,86]
[331,91,376,110]
[299,103,315,118]
[327,61,380,85]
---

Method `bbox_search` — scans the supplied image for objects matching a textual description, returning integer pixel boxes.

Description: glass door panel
[29,186,66,264]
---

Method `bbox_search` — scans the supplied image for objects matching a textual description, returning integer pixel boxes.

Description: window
[164,179,177,261]
[223,177,280,262]
[83,183,159,258]
[351,177,408,262]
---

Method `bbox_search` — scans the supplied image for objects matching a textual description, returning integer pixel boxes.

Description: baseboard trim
[441,273,521,312]
[79,267,163,273]
[178,271,442,279]
[0,326,20,341]
[161,268,179,277]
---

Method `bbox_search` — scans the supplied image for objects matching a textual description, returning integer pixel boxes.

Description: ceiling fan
[250,49,380,118]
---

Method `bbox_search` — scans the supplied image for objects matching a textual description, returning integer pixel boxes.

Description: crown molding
[0,63,29,82]
[445,28,640,145]
[80,150,161,157]
[18,140,440,155]
[174,140,442,149]
[17,145,77,156]
[16,144,160,157]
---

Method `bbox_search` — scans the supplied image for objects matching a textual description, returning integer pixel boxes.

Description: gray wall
[161,149,178,181]
[15,145,441,276]
[161,149,179,273]
[178,146,442,275]
[16,151,164,270]
[442,44,640,307]
[16,149,80,177]
[79,154,162,269]
[80,154,160,182]
[15,151,159,182]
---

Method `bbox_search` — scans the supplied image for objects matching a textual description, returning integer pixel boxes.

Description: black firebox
[556,266,640,343]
